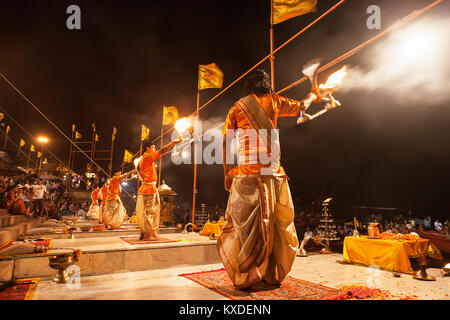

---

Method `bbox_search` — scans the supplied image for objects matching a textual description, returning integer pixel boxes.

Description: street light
[37,136,49,177]
[37,137,49,144]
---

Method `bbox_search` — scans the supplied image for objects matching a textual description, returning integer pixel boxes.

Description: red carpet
[120,236,175,245]
[0,278,40,300]
[180,269,341,300]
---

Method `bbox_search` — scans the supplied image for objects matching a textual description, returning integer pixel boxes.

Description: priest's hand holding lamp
[298,61,347,124]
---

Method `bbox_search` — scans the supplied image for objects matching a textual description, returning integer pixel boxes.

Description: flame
[175,118,192,133]
[319,66,347,90]
[133,156,142,167]
[445,263,450,269]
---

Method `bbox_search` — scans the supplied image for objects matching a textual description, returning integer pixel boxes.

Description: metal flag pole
[192,91,200,231]
[26,148,31,170]
[38,145,44,177]
[137,127,143,195]
[16,143,20,157]
[158,109,164,187]
[109,127,116,176]
[68,125,74,170]
[270,24,275,91]
[90,123,96,173]
[3,126,9,149]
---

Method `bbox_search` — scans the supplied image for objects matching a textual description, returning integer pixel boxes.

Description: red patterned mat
[0,278,40,300]
[179,269,341,300]
[120,236,175,245]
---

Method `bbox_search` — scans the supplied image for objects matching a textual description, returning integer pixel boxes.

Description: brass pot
[48,254,75,283]
[368,223,380,239]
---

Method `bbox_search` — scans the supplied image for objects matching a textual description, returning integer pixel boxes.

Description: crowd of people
[0,174,89,220]
[301,212,449,241]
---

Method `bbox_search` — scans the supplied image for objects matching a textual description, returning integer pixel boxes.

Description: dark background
[0,0,448,219]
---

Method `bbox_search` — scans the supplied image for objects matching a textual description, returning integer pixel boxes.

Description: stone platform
[1,233,219,282]
[32,254,450,300]
[19,225,181,239]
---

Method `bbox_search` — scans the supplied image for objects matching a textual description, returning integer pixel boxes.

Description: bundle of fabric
[25,227,55,235]
[0,239,52,257]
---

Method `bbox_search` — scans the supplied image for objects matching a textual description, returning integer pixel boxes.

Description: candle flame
[319,66,347,90]
[175,118,192,133]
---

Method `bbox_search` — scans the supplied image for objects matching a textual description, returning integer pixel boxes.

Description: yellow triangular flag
[20,139,25,147]
[72,124,76,133]
[30,144,36,152]
[44,158,48,163]
[37,151,42,158]
[271,0,317,25]
[162,106,179,126]
[75,131,82,140]
[6,125,10,134]
[198,63,224,90]
[141,124,150,141]
[123,149,133,163]
[95,133,99,142]
[0,113,4,121]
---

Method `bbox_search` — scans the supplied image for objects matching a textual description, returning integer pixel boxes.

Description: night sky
[0,0,448,219]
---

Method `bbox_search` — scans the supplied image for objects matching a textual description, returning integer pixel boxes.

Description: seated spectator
[434,220,443,232]
[304,226,313,239]
[8,186,26,215]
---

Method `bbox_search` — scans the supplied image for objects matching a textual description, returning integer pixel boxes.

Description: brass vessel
[48,253,76,283]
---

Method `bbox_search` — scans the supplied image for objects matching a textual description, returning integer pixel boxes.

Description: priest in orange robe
[87,187,100,220]
[98,182,108,224]
[103,170,135,229]
[217,69,317,289]
[135,138,182,240]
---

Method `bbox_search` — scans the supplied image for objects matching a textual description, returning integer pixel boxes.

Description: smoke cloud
[338,17,450,106]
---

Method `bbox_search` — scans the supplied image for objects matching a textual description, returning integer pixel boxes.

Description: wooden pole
[90,124,96,173]
[109,128,115,176]
[137,139,142,194]
[68,126,74,170]
[158,109,164,187]
[270,25,275,92]
[192,91,200,230]
[38,145,44,177]
[3,130,8,149]
[26,149,31,170]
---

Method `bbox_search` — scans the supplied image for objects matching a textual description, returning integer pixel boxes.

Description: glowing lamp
[37,137,49,144]
[175,118,192,134]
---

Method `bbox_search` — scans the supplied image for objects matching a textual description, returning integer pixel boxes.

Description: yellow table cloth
[343,236,432,274]
[199,222,224,237]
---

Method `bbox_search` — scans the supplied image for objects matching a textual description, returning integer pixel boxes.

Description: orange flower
[73,249,82,261]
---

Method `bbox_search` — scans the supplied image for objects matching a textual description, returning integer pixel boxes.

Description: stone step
[0,215,26,228]
[0,230,15,248]
[9,239,220,281]
[0,221,36,239]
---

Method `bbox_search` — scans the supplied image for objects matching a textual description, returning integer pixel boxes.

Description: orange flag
[271,0,317,25]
